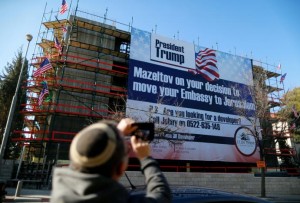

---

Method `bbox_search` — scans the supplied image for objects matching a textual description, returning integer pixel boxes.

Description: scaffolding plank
[76,19,130,41]
[253,65,281,79]
[266,70,280,78]
[43,19,69,29]
[266,85,283,93]
[268,100,281,108]
[43,20,69,42]
[37,39,62,57]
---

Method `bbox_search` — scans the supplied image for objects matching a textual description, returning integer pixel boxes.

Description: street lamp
[0,34,33,160]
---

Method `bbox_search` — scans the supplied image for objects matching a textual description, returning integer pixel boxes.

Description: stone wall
[120,171,300,196]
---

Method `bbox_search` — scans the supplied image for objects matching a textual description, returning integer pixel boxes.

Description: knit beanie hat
[70,122,120,169]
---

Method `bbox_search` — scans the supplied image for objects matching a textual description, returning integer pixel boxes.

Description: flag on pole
[277,63,281,70]
[44,91,53,102]
[54,37,62,53]
[280,73,287,83]
[33,58,53,77]
[292,105,299,118]
[62,25,67,33]
[60,0,68,14]
[290,123,296,130]
[38,81,49,106]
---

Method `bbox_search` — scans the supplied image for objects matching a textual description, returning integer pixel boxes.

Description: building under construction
[3,3,299,186]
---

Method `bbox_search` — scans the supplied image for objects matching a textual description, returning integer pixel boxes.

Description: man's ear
[114,161,128,180]
[119,161,128,175]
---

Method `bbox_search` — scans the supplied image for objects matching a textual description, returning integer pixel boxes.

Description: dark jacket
[50,157,171,203]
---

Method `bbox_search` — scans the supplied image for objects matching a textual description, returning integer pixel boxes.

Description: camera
[131,122,155,142]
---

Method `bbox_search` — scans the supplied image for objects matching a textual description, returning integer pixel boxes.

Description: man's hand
[117,118,137,136]
[130,135,150,160]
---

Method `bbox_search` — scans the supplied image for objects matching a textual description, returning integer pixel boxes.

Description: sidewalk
[261,195,300,203]
[3,188,50,202]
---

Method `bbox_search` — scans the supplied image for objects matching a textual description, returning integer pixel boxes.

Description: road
[3,188,300,203]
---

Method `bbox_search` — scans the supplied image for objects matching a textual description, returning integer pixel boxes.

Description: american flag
[277,63,281,70]
[192,48,219,81]
[290,122,296,130]
[62,25,67,33]
[38,81,49,106]
[280,73,287,83]
[33,58,53,77]
[60,0,68,14]
[54,37,62,53]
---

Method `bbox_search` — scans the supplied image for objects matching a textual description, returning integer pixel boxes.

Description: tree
[232,65,277,197]
[278,87,300,165]
[0,48,28,159]
[280,87,300,135]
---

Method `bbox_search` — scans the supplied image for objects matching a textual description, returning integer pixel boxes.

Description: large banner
[126,28,260,163]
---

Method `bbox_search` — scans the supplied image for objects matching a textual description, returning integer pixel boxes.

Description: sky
[0,0,299,91]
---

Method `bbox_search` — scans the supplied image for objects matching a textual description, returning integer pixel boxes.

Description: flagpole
[0,34,33,160]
